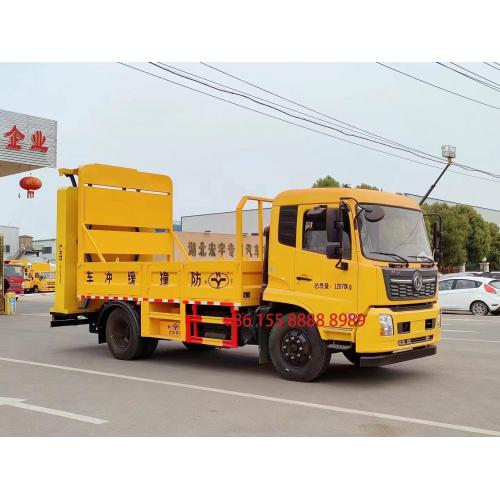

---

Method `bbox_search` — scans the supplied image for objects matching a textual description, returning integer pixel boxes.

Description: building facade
[0,225,20,260]
[32,238,56,263]
[181,208,272,234]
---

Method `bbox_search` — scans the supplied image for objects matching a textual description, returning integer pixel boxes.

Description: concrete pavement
[0,294,499,436]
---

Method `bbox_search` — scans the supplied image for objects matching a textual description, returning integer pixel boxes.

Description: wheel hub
[281,330,311,367]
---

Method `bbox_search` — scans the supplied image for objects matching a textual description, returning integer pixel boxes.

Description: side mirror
[326,243,342,260]
[364,205,385,222]
[432,221,442,250]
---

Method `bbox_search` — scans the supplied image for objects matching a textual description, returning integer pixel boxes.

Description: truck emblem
[209,272,229,289]
[412,271,423,291]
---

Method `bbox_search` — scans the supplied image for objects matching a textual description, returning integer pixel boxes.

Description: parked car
[480,271,500,279]
[438,276,500,316]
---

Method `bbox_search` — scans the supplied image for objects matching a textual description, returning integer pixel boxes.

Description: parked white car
[438,276,500,316]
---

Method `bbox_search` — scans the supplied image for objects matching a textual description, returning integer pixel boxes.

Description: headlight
[379,314,394,336]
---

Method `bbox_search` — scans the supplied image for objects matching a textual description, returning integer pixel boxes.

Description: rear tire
[491,310,500,316]
[269,312,331,382]
[141,338,159,358]
[470,301,489,316]
[182,342,216,351]
[33,286,39,293]
[106,306,146,360]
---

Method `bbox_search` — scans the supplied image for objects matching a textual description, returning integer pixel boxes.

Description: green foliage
[454,205,492,263]
[355,183,380,191]
[487,222,500,268]
[423,202,497,267]
[422,203,468,267]
[312,177,381,190]
[312,175,340,188]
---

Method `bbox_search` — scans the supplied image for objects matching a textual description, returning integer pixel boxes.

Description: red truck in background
[4,263,25,295]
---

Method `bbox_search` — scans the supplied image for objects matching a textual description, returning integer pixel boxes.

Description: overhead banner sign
[0,108,57,177]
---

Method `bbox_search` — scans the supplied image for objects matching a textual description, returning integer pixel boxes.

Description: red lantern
[19,176,42,198]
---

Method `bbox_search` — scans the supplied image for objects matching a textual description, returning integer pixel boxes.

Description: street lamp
[441,145,456,160]
[419,145,456,205]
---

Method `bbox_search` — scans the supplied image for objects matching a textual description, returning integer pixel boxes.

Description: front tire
[33,286,39,293]
[269,313,331,382]
[471,301,489,316]
[343,348,362,367]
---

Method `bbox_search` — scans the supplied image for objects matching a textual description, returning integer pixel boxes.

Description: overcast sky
[1,62,499,239]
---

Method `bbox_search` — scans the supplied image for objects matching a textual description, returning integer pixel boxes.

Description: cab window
[302,207,352,259]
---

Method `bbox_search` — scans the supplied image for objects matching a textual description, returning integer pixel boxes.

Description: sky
[0,62,499,239]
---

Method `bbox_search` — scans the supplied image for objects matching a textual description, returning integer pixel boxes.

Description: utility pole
[420,145,456,206]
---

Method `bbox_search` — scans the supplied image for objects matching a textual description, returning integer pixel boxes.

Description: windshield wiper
[407,254,434,263]
[369,251,409,266]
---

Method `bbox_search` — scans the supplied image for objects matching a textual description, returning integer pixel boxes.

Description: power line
[449,63,500,89]
[484,62,500,72]
[200,62,448,165]
[436,62,500,92]
[151,62,447,166]
[199,62,500,179]
[118,62,500,186]
[377,62,500,112]
[159,62,414,152]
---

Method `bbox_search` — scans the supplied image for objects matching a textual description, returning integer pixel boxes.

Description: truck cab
[4,263,25,295]
[23,263,56,293]
[264,189,439,370]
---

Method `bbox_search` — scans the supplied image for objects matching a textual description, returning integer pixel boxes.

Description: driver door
[294,204,358,329]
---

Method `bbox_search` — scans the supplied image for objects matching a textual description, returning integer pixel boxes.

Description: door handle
[296,275,312,281]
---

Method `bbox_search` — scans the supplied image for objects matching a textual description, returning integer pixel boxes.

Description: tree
[312,177,381,190]
[454,205,492,264]
[487,222,500,269]
[423,203,468,267]
[312,175,340,188]
[355,183,380,191]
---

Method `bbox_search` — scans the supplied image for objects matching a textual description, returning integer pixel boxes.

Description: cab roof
[273,188,421,210]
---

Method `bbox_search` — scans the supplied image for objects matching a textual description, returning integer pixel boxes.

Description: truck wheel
[141,338,159,358]
[183,342,215,351]
[471,301,489,316]
[343,348,361,367]
[106,307,145,360]
[269,313,331,382]
[33,286,39,293]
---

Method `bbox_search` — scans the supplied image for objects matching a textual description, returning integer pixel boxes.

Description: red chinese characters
[4,125,25,150]
[3,125,48,153]
[30,130,48,152]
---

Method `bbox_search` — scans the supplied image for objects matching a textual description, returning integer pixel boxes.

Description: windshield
[5,265,23,277]
[358,205,433,263]
[41,272,55,279]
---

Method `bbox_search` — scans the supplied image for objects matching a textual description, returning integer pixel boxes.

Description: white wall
[0,225,19,259]
[181,208,272,234]
[32,238,56,263]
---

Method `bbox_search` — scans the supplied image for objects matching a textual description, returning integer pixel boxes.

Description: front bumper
[356,303,440,353]
[359,345,437,367]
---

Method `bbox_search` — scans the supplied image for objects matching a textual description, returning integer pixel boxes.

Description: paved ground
[0,294,499,436]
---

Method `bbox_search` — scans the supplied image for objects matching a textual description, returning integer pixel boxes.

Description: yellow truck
[23,263,56,293]
[50,163,441,381]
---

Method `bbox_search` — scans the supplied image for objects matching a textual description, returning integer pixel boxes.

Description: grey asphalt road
[0,294,499,436]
